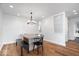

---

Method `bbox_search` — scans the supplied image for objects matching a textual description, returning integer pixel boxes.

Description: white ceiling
[0,3,79,21]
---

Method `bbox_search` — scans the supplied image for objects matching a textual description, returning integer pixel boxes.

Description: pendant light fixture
[27,12,37,24]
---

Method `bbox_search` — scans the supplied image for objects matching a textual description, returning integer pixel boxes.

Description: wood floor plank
[0,40,79,56]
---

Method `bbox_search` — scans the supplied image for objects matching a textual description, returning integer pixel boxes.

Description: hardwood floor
[0,40,79,56]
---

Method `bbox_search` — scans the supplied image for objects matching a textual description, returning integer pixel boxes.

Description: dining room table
[22,33,43,51]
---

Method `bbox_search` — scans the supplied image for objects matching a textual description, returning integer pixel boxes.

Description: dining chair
[33,34,44,55]
[16,37,29,56]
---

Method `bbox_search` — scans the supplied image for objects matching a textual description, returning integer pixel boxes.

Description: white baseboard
[3,41,16,45]
[0,41,16,51]
[0,43,4,51]
[44,39,66,47]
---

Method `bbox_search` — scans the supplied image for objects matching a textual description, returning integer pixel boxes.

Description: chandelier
[27,12,37,24]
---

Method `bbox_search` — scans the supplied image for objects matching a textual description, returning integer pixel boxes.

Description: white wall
[41,12,68,46]
[0,8,3,50]
[0,11,68,48]
[68,17,79,40]
[1,13,39,43]
[0,9,2,39]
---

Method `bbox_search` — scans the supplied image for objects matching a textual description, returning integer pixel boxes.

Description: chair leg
[33,45,35,51]
[42,45,43,55]
[37,46,40,55]
[27,50,29,53]
[16,42,17,46]
[21,47,23,56]
[27,47,29,53]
